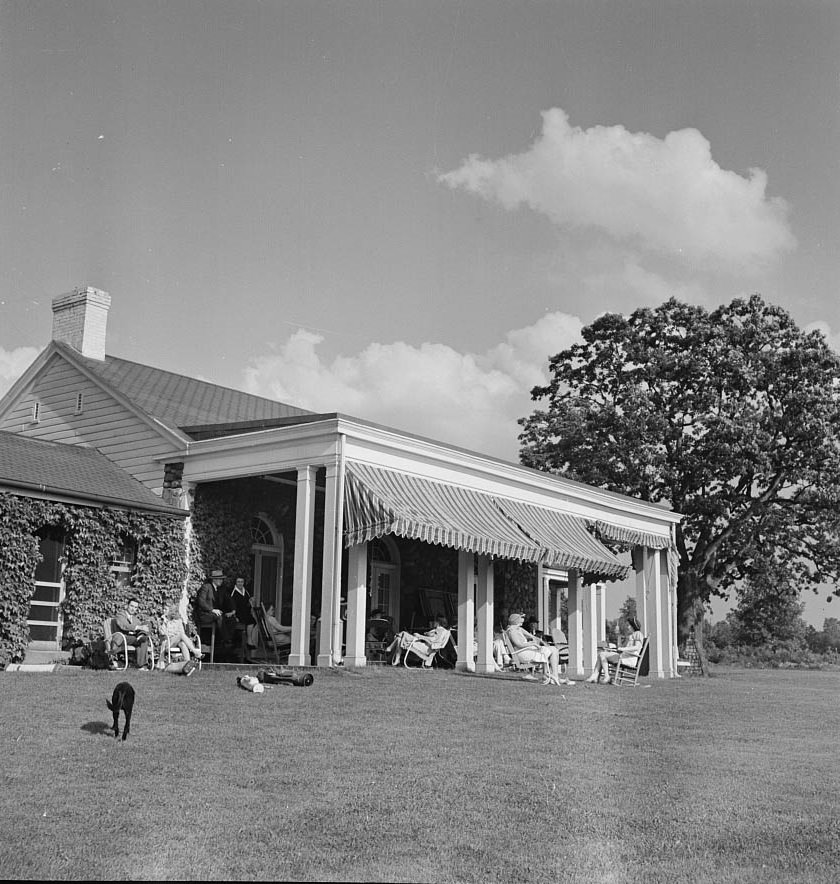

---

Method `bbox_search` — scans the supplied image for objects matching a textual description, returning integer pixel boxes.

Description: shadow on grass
[80,721,113,737]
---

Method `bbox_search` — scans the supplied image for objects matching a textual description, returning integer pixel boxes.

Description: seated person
[159,603,202,662]
[263,604,292,651]
[587,616,644,684]
[112,597,151,669]
[505,612,573,686]
[385,615,449,666]
[493,632,511,670]
[366,609,394,643]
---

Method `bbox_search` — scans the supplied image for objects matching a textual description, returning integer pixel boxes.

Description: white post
[179,481,196,623]
[456,550,475,672]
[317,459,343,667]
[288,466,316,667]
[635,547,649,637]
[581,582,598,675]
[475,555,494,673]
[567,569,582,677]
[344,543,368,668]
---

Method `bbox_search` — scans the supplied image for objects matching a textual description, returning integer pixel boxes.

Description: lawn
[0,665,838,883]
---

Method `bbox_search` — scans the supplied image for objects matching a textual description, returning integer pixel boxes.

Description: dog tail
[106,699,114,711]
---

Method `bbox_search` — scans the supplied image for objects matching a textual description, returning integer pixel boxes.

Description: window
[74,392,84,414]
[32,401,40,423]
[110,536,137,588]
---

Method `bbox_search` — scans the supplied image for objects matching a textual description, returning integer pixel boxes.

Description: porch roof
[343,462,629,581]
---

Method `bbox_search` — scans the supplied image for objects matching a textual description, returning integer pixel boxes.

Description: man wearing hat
[195,568,228,637]
[505,612,570,686]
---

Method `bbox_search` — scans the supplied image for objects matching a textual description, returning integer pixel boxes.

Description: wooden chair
[254,604,289,666]
[196,621,217,663]
[608,637,650,686]
[501,628,549,680]
[104,618,155,671]
[403,628,453,668]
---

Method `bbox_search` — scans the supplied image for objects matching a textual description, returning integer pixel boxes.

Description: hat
[209,569,225,579]
[507,612,524,625]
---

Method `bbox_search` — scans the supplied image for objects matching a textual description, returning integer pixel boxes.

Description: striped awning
[497,500,628,579]
[343,462,629,581]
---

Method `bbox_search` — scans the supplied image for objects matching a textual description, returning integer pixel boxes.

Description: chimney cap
[52,286,111,311]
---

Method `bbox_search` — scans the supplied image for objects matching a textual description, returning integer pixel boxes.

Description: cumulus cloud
[439,108,795,269]
[243,313,583,461]
[804,320,840,355]
[0,346,40,398]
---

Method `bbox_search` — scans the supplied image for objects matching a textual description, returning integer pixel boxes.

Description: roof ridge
[92,348,308,409]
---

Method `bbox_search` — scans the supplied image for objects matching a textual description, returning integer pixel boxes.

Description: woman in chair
[159,603,203,663]
[506,613,569,686]
[385,615,448,667]
[587,616,644,684]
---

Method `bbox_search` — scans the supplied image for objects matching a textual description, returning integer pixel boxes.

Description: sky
[1,1,838,624]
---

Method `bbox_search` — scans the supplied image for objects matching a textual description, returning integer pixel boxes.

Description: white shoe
[585,674,598,683]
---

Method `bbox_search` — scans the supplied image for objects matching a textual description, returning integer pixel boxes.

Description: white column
[595,583,606,644]
[635,547,650,636]
[288,466,316,667]
[567,569,582,677]
[317,461,343,667]
[456,549,475,672]
[536,564,550,633]
[475,555,494,673]
[179,481,196,623]
[344,543,368,668]
[581,582,598,675]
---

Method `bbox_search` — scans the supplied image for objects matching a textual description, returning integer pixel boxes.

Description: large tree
[518,295,840,639]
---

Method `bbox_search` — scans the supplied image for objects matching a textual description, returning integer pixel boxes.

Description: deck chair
[608,637,650,686]
[403,628,453,668]
[254,603,289,665]
[104,618,155,671]
[501,628,549,680]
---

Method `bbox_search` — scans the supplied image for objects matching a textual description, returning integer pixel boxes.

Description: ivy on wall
[0,492,186,666]
[187,478,310,611]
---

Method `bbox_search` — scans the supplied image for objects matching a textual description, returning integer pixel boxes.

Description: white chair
[159,627,203,669]
[501,628,549,680]
[104,618,155,671]
[403,628,453,668]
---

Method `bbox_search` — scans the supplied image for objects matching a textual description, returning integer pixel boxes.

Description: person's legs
[135,634,149,668]
[587,652,607,683]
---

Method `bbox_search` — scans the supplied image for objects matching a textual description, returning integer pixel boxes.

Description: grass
[0,665,838,883]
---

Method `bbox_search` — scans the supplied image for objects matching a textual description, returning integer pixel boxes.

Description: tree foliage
[729,563,806,646]
[518,295,840,635]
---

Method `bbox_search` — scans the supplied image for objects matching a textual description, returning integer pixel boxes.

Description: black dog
[106,682,135,741]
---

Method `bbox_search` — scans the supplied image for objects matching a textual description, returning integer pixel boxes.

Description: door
[369,537,401,627]
[28,527,65,650]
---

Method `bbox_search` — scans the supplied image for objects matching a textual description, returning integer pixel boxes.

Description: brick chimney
[51,286,111,360]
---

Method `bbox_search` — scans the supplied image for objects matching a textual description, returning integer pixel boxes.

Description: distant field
[0,666,837,883]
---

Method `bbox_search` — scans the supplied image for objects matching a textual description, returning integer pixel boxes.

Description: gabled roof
[56,342,312,436]
[0,431,186,516]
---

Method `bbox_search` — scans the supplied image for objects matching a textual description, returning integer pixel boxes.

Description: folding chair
[403,628,453,668]
[608,637,650,686]
[104,618,155,671]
